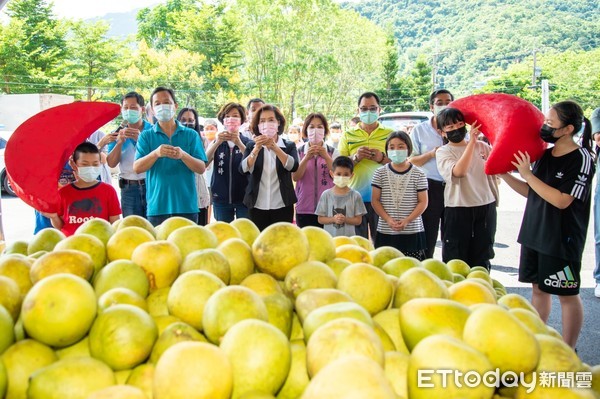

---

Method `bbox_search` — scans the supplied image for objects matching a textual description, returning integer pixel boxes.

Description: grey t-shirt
[315,188,367,237]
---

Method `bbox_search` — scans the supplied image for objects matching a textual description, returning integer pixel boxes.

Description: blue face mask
[121,109,141,124]
[154,104,175,122]
[359,111,379,125]
[387,149,408,164]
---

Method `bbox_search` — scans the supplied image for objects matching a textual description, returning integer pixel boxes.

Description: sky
[50,0,166,19]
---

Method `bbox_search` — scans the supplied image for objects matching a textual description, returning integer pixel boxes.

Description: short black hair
[246,98,265,110]
[385,131,413,157]
[121,91,144,107]
[429,89,454,106]
[332,155,354,173]
[357,92,380,106]
[150,86,177,106]
[436,107,465,130]
[73,142,100,162]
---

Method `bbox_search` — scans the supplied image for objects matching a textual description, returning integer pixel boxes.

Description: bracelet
[249,152,256,158]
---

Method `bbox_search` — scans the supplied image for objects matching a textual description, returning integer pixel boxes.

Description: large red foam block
[5,102,121,212]
[450,93,546,175]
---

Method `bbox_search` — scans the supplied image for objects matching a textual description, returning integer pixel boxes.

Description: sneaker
[595,284,600,298]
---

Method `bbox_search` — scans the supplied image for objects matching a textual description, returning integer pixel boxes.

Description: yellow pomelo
[150,322,208,364]
[107,227,154,261]
[332,236,356,247]
[384,351,409,398]
[393,267,449,307]
[87,385,147,399]
[126,363,154,399]
[0,359,6,399]
[276,339,309,399]
[2,240,29,256]
[22,274,96,347]
[382,256,421,277]
[497,293,539,315]
[115,369,132,385]
[75,218,114,245]
[167,225,219,258]
[155,216,195,240]
[54,336,90,359]
[146,287,170,317]
[373,309,409,354]
[252,222,310,280]
[335,244,373,264]
[30,249,94,283]
[93,260,149,299]
[284,261,337,299]
[0,276,21,321]
[154,341,232,399]
[13,315,25,341]
[467,277,497,298]
[220,319,291,398]
[117,215,156,237]
[373,322,396,351]
[89,304,158,371]
[54,234,106,275]
[0,255,33,299]
[399,297,471,351]
[408,335,494,399]
[591,364,600,394]
[337,263,393,315]
[453,273,466,282]
[167,270,225,331]
[306,317,384,378]
[302,301,373,341]
[180,248,230,284]
[509,308,548,334]
[352,235,375,251]
[447,258,471,277]
[303,355,395,399]
[230,218,261,247]
[27,228,65,255]
[98,287,148,312]
[290,312,303,341]
[27,357,115,399]
[206,221,242,244]
[467,269,493,284]
[325,257,352,277]
[131,240,182,292]
[203,286,269,344]
[218,238,255,284]
[463,304,540,374]
[240,273,283,297]
[27,250,48,260]
[422,258,453,281]
[0,305,15,354]
[302,226,336,263]
[534,334,581,372]
[153,314,181,335]
[1,339,58,399]
[294,288,354,323]
[449,279,497,306]
[263,293,294,338]
[112,218,122,230]
[370,246,403,268]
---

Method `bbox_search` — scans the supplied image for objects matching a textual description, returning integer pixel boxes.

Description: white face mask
[333,176,351,188]
[433,104,448,116]
[77,166,102,183]
[154,104,176,122]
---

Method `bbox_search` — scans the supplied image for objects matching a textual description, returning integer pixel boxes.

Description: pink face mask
[307,127,325,144]
[259,121,279,138]
[224,117,242,132]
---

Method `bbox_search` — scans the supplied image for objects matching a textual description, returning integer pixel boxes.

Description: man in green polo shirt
[339,92,392,240]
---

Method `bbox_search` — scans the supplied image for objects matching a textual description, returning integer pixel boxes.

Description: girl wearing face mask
[436,108,498,270]
[292,113,339,228]
[500,101,595,349]
[240,104,300,231]
[371,131,428,259]
[205,102,250,222]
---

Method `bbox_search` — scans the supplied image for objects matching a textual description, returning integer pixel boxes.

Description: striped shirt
[372,163,428,235]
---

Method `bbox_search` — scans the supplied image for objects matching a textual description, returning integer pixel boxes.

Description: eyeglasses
[359,107,379,112]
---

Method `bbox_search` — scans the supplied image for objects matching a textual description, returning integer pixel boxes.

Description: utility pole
[541,79,550,114]
[532,49,538,87]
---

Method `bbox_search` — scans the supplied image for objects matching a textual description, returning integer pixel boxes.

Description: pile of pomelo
[0,216,598,399]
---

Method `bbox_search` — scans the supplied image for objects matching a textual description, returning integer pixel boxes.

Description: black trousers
[355,202,378,242]
[295,213,322,228]
[249,205,295,231]
[422,179,445,259]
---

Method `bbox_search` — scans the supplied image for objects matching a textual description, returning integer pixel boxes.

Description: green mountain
[343,0,599,95]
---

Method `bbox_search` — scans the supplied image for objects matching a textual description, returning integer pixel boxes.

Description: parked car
[0,133,16,196]
[378,111,433,133]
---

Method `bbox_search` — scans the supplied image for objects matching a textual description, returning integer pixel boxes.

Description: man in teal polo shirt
[134,86,207,226]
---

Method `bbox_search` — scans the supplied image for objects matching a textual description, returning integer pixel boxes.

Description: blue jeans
[148,213,198,227]
[213,202,249,223]
[120,183,147,218]
[594,178,600,283]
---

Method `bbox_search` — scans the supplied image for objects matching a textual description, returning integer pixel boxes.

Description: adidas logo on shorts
[544,265,579,289]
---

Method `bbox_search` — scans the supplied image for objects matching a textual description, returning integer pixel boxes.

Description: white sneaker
[595,284,600,298]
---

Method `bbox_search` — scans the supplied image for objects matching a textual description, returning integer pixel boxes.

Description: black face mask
[540,124,559,143]
[446,126,468,143]
[181,122,196,130]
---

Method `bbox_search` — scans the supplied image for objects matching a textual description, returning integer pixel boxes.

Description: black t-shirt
[518,147,595,261]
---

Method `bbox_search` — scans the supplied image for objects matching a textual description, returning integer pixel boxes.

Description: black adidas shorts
[519,246,581,296]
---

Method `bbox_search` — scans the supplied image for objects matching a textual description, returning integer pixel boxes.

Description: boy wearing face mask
[316,156,366,237]
[293,113,339,228]
[42,142,121,236]
[436,108,498,269]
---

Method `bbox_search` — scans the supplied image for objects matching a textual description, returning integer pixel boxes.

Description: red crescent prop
[450,93,546,175]
[5,102,121,212]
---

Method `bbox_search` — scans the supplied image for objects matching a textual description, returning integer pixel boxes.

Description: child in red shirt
[44,142,121,236]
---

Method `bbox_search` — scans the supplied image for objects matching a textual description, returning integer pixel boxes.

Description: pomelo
[263,293,294,338]
[325,257,352,277]
[284,261,337,299]
[352,235,375,251]
[509,308,548,334]
[54,336,90,359]
[240,273,283,297]
[75,218,114,245]
[393,267,449,307]
[150,321,208,364]
[497,293,539,315]
[93,259,149,299]
[335,244,373,264]
[302,301,373,342]
[332,236,356,248]
[337,263,393,315]
[384,351,409,398]
[167,225,218,258]
[0,359,6,399]
[0,275,21,321]
[146,287,170,317]
[382,256,421,278]
[2,240,28,256]
[218,238,255,284]
[0,255,33,299]
[180,248,230,284]
[27,228,65,255]
[98,287,148,312]
[153,314,181,335]
[302,226,336,263]
[252,223,309,280]
[54,234,106,275]
[30,249,94,283]
[370,246,403,268]
[449,279,497,306]
[0,305,15,354]
[206,221,242,244]
[106,226,154,262]
[87,385,147,399]
[422,258,453,281]
[294,288,354,323]
[447,258,471,277]
[155,216,195,240]
[230,218,261,247]
[276,339,309,399]
[131,240,182,292]
[117,215,156,237]
[373,309,409,354]
[126,363,154,399]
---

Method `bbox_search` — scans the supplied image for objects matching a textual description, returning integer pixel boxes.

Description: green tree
[0,20,31,93]
[136,0,196,50]
[408,56,433,111]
